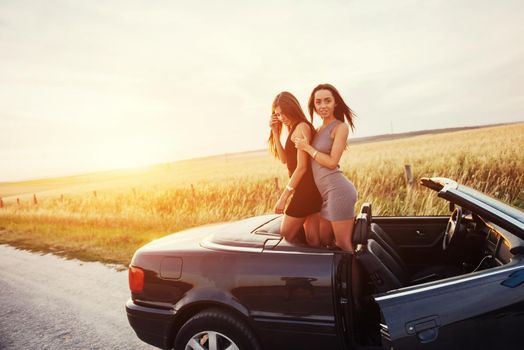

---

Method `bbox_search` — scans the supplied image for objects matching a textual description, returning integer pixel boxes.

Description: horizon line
[2,120,522,184]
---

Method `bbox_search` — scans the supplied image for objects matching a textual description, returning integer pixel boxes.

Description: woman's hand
[269,114,281,133]
[293,130,310,151]
[274,195,287,214]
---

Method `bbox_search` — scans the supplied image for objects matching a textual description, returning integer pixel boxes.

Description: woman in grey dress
[294,83,358,251]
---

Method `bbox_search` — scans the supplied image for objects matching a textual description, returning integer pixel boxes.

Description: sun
[90,141,170,171]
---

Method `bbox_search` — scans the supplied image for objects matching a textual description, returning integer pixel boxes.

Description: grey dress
[311,120,358,221]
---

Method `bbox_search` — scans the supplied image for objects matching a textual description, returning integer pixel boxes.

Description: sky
[1,0,523,181]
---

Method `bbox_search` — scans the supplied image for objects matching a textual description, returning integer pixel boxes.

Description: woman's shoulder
[296,121,313,129]
[334,120,349,132]
[293,121,313,134]
[331,120,349,138]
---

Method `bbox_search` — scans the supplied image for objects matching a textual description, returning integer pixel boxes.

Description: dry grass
[1,123,523,266]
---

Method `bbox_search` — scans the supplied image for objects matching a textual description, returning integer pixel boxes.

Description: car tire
[174,308,261,350]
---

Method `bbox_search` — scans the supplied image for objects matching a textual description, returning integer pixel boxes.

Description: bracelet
[285,185,294,192]
[312,150,318,159]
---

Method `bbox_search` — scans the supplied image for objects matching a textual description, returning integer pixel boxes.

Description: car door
[374,258,524,349]
[373,216,448,269]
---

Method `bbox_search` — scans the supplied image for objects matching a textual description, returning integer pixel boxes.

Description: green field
[1,123,523,266]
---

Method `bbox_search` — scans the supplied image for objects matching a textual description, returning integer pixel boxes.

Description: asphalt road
[0,244,157,350]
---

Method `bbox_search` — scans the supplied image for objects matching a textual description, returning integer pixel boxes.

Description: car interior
[351,201,524,346]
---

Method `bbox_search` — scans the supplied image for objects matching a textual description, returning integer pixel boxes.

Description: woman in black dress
[268,91,322,246]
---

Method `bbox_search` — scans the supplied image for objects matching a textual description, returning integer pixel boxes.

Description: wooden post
[93,190,97,198]
[274,177,280,191]
[0,197,3,208]
[191,184,195,198]
[60,194,64,202]
[404,164,413,188]
[17,198,20,205]
[33,194,38,205]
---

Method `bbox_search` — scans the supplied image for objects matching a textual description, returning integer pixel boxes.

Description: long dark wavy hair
[308,83,356,131]
[268,91,314,158]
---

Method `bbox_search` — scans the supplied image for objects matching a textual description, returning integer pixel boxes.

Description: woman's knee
[281,227,299,241]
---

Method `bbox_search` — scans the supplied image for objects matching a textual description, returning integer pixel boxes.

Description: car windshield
[252,216,281,236]
[460,185,524,224]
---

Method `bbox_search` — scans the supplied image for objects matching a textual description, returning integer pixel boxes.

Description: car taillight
[129,266,144,293]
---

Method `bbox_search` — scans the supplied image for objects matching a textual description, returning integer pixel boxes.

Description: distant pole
[390,121,394,134]
[33,194,38,205]
[60,194,64,202]
[93,190,97,198]
[17,198,20,206]
[0,197,3,208]
[274,177,280,192]
[404,165,413,189]
[191,184,195,198]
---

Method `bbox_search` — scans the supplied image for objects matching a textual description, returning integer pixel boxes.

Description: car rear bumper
[126,298,176,349]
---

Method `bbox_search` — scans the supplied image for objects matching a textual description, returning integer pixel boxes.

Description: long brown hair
[268,91,314,158]
[308,83,356,131]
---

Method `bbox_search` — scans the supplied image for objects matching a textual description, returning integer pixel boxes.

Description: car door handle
[406,315,440,344]
[415,230,425,237]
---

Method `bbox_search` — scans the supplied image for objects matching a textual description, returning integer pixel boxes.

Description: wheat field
[0,123,522,265]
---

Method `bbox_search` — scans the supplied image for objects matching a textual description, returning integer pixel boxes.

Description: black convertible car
[126,177,524,350]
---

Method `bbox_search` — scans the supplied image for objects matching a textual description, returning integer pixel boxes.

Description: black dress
[284,123,323,218]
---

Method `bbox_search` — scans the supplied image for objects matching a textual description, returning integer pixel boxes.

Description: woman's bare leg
[303,213,320,247]
[331,219,356,252]
[280,214,307,242]
[319,216,334,247]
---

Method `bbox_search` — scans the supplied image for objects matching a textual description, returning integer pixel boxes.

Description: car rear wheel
[174,308,261,350]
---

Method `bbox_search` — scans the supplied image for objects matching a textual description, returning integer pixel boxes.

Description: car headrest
[353,213,369,245]
[360,202,372,221]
